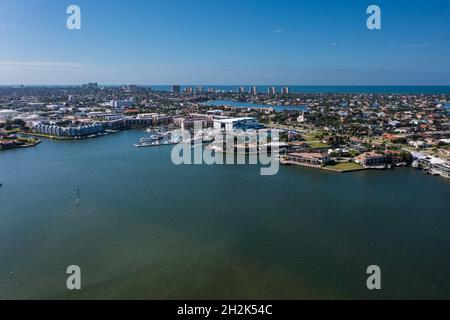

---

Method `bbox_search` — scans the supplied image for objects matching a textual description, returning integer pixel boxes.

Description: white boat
[135,141,160,148]
[136,130,183,148]
[150,135,163,141]
[430,169,441,176]
[135,138,180,148]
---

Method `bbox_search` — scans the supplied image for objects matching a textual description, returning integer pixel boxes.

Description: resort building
[174,115,213,131]
[280,152,331,168]
[124,114,173,128]
[33,123,104,138]
[355,152,387,168]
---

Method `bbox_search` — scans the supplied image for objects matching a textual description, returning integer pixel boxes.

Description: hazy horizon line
[1,84,450,87]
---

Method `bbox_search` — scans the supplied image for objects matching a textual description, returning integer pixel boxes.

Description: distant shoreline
[1,85,450,94]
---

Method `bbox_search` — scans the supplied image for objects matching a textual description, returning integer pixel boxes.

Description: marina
[134,130,183,148]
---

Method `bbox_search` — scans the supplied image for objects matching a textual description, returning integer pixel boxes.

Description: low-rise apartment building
[124,114,173,128]
[280,152,331,168]
[33,122,104,138]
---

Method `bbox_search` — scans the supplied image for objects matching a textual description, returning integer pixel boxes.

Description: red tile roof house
[355,152,387,168]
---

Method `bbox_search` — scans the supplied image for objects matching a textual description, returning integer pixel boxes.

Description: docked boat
[135,141,161,148]
[188,135,216,145]
[134,132,182,148]
[430,169,441,176]
[150,135,163,141]
[135,140,180,148]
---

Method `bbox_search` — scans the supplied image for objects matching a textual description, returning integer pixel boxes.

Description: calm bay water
[205,100,307,112]
[1,130,450,299]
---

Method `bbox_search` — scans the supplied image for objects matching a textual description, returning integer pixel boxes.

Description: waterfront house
[355,152,387,168]
[280,152,331,168]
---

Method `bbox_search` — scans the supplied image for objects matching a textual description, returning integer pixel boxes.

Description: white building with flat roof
[213,117,261,132]
[110,99,133,109]
[412,152,450,178]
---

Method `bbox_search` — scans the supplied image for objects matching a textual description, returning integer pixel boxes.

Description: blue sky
[0,0,449,85]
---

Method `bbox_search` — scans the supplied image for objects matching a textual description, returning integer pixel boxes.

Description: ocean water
[1,131,450,299]
[146,85,450,94]
[3,85,449,95]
